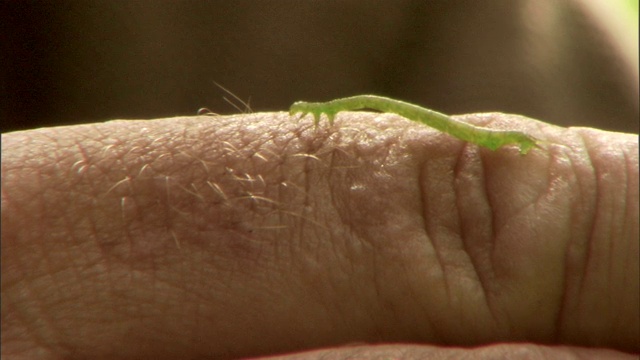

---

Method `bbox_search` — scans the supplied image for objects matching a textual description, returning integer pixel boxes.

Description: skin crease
[1,112,638,359]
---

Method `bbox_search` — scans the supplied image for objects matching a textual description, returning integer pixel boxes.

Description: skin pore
[1,111,638,359]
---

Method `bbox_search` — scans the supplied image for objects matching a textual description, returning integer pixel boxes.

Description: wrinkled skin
[2,112,638,359]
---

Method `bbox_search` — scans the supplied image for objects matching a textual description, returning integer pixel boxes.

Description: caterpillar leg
[289,101,337,125]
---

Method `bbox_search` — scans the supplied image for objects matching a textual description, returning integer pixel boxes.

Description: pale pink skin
[2,112,638,359]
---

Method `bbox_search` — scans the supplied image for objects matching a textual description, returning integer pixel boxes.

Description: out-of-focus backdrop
[1,0,638,133]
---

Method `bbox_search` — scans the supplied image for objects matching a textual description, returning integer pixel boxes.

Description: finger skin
[259,343,638,360]
[1,112,638,359]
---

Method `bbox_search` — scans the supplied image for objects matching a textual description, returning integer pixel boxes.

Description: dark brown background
[2,0,638,133]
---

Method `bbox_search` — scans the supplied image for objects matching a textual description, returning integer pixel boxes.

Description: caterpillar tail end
[517,137,540,155]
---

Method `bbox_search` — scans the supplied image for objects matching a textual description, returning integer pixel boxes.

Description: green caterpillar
[290,95,539,155]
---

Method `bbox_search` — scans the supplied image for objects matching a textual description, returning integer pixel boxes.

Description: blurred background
[1,0,638,133]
